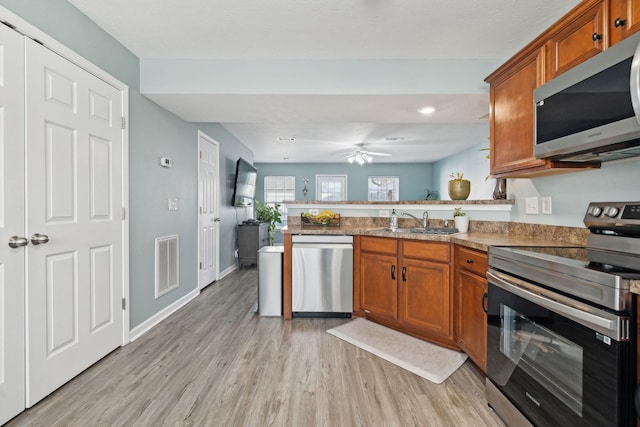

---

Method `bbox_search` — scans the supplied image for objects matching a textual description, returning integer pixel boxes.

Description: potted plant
[453,207,469,233]
[254,200,282,245]
[448,172,471,200]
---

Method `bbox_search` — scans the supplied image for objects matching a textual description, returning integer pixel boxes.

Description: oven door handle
[487,270,629,341]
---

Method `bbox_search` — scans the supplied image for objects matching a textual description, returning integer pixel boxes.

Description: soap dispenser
[389,209,398,229]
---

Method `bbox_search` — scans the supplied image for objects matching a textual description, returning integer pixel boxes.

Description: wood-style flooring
[7,267,504,426]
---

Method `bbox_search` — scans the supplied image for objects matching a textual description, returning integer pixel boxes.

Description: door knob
[214,217,221,222]
[30,233,50,245]
[8,236,29,248]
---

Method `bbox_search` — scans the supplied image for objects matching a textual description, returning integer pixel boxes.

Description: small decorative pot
[454,216,470,233]
[448,179,471,200]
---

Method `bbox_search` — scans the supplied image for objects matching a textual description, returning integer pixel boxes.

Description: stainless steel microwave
[534,32,640,162]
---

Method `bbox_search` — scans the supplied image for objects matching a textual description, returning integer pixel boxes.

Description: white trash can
[257,246,283,316]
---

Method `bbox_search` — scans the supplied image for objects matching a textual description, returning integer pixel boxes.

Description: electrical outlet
[525,197,539,214]
[379,210,390,217]
[309,209,319,215]
[542,197,552,214]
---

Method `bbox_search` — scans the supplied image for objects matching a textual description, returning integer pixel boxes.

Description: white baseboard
[129,288,199,341]
[218,264,237,280]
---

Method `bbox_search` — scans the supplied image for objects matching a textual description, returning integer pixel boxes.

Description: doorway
[198,131,220,289]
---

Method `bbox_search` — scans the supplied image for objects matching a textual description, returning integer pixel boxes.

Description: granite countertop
[282,226,580,251]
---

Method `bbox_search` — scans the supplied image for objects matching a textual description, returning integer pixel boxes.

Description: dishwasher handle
[292,243,353,250]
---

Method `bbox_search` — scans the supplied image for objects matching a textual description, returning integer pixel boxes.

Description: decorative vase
[448,179,471,200]
[454,216,470,233]
[492,178,507,200]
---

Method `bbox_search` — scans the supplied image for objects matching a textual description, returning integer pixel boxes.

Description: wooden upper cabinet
[488,46,547,177]
[546,0,608,80]
[485,0,606,178]
[610,0,640,44]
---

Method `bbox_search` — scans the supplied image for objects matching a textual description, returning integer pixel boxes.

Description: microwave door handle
[487,271,625,340]
[629,39,640,121]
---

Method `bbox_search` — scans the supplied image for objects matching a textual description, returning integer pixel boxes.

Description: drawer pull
[402,266,407,282]
[592,32,602,42]
[466,259,474,264]
[614,17,626,28]
[391,264,396,280]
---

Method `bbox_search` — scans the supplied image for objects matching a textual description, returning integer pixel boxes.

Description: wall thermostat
[160,157,172,168]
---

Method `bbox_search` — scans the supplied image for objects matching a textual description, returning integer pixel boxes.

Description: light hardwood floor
[8,267,504,427]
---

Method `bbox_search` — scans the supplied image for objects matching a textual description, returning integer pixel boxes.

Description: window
[316,175,347,201]
[264,176,295,228]
[368,176,399,201]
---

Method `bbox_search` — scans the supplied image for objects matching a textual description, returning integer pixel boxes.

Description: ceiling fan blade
[367,151,392,157]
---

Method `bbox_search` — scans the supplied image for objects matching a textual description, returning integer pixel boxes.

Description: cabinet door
[547,0,607,80]
[610,0,640,44]
[361,252,397,320]
[456,269,488,373]
[398,258,451,337]
[490,46,547,176]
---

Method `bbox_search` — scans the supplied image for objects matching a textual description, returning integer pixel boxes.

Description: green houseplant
[453,207,469,233]
[255,200,282,245]
[448,172,471,200]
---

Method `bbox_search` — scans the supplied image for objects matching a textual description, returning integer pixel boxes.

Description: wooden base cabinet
[360,236,455,348]
[455,246,488,373]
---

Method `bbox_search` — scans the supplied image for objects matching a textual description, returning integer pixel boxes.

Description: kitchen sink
[383,227,459,235]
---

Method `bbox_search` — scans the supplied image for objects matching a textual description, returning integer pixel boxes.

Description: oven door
[487,270,635,427]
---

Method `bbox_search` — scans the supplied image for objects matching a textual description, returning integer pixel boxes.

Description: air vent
[155,235,179,297]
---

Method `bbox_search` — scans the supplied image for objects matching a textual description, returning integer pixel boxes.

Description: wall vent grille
[155,235,179,298]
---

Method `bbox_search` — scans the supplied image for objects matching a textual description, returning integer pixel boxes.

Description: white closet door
[198,131,220,288]
[0,23,26,425]
[25,38,123,406]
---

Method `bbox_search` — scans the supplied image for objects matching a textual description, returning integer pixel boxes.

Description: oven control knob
[605,206,620,218]
[590,206,603,217]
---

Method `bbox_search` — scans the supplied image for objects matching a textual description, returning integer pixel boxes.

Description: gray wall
[255,162,434,202]
[0,0,250,328]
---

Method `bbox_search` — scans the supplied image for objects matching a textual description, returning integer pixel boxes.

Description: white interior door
[198,131,220,289]
[0,23,26,425]
[25,38,124,406]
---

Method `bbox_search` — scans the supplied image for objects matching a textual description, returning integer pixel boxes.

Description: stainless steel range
[486,201,639,427]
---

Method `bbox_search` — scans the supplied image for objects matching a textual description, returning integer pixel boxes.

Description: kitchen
[1,0,640,425]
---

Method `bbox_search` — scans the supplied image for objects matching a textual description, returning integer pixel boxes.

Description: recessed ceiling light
[276,137,295,142]
[418,106,436,115]
[385,137,404,142]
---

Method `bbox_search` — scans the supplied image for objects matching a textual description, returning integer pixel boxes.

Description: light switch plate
[542,197,552,214]
[379,210,390,217]
[308,209,319,215]
[525,197,539,214]
[168,198,178,211]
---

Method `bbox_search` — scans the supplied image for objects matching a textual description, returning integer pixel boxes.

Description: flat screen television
[231,157,257,207]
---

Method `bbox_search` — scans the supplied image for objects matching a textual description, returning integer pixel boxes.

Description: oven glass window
[500,304,584,416]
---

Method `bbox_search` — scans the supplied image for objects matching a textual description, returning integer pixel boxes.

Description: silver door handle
[30,233,50,245]
[8,236,29,248]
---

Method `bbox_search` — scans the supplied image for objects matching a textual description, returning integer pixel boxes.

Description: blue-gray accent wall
[255,162,434,202]
[0,0,251,328]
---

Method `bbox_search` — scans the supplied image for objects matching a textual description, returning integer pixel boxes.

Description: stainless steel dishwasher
[291,235,353,317]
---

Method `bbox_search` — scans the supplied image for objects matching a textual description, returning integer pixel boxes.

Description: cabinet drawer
[402,240,450,263]
[360,236,397,255]
[455,246,488,277]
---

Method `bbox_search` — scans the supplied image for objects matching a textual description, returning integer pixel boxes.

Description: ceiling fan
[339,144,392,165]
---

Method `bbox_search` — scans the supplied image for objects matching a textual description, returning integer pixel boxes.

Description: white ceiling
[68,0,582,163]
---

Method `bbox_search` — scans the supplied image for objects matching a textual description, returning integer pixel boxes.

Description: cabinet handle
[482,292,488,314]
[391,264,396,280]
[592,32,603,41]
[401,266,407,282]
[614,17,626,28]
[466,259,474,264]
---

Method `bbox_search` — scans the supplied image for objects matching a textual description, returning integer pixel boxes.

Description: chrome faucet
[402,211,429,228]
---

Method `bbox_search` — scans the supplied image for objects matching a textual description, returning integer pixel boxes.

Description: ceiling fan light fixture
[418,106,436,115]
